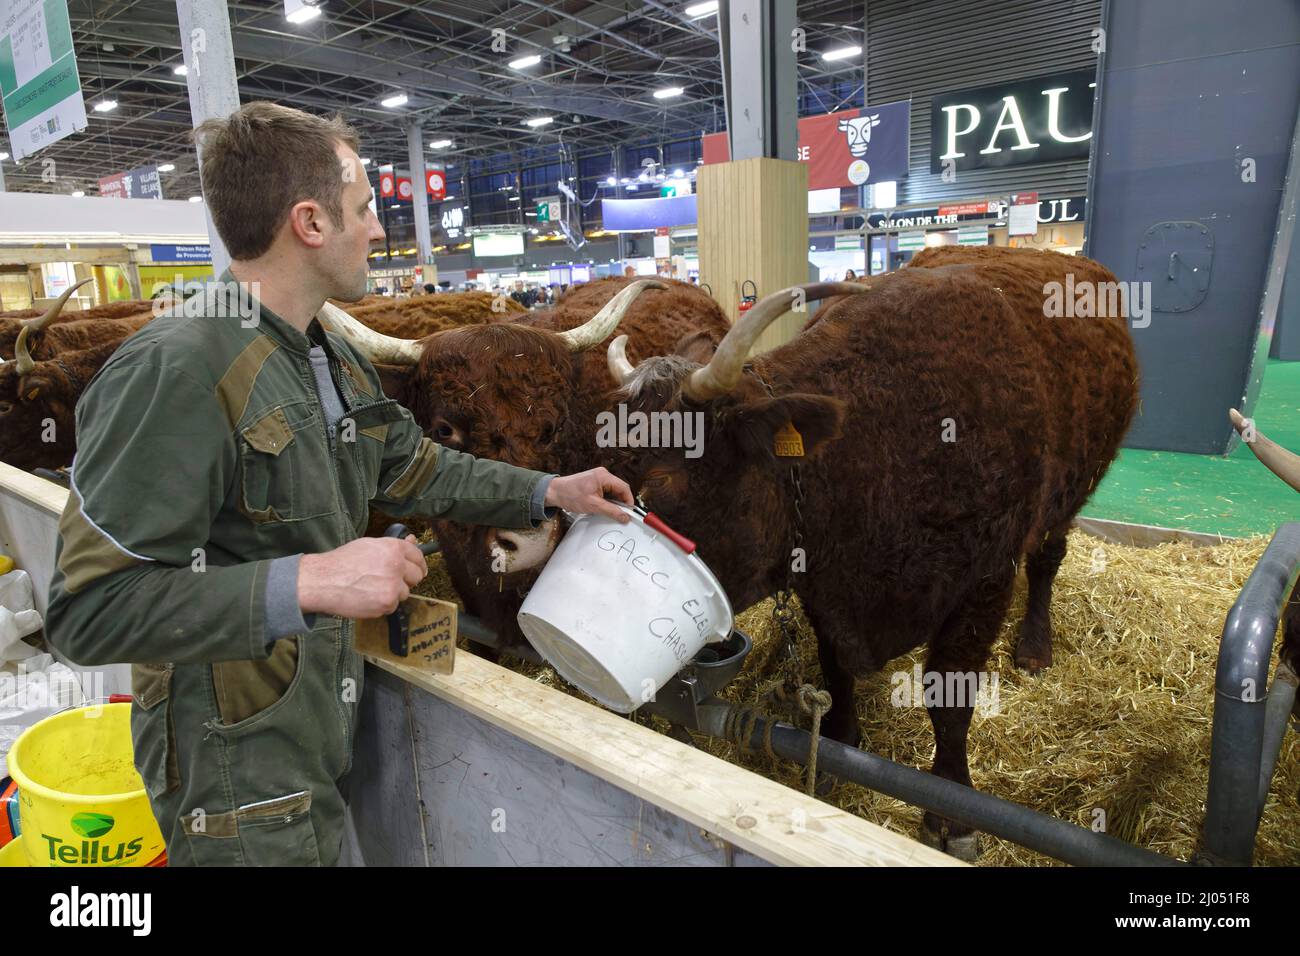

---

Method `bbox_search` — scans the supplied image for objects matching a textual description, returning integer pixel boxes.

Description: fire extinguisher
[738,279,757,315]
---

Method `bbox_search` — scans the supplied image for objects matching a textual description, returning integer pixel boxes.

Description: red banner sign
[702,101,910,190]
[378,166,413,201]
[426,169,446,199]
[937,201,989,217]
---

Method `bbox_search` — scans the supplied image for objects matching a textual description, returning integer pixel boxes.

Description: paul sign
[930,70,1095,173]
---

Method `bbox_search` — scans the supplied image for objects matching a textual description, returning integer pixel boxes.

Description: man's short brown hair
[194,101,361,260]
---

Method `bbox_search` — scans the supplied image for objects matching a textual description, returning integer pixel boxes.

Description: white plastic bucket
[517,504,733,713]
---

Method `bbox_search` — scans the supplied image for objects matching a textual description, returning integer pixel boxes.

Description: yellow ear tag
[774,421,805,457]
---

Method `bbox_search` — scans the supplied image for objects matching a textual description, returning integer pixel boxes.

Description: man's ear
[724,393,846,460]
[288,200,327,249]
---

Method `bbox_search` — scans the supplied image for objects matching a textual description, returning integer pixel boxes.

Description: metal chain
[748,364,808,686]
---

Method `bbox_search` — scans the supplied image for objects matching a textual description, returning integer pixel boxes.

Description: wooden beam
[365,651,957,866]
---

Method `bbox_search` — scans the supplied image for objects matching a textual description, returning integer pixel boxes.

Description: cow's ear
[724,393,845,460]
[673,329,719,365]
[375,363,412,402]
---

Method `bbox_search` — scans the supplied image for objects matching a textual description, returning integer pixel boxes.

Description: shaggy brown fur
[398,277,732,654]
[0,299,154,321]
[348,291,524,339]
[603,246,1138,850]
[0,312,152,361]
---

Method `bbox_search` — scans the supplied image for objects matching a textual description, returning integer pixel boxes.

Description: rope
[722,683,833,797]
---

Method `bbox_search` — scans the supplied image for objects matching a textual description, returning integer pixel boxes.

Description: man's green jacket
[45,279,548,866]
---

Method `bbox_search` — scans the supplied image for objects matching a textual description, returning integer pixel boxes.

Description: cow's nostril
[0,401,12,416]
[495,534,518,553]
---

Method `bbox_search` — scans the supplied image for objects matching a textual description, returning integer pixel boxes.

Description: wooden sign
[355,595,457,675]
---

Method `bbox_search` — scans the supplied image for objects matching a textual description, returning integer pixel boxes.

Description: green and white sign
[896,231,926,252]
[0,0,87,161]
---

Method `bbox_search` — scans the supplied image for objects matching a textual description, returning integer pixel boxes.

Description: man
[45,102,633,867]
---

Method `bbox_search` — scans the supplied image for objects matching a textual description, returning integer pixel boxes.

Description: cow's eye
[430,419,465,448]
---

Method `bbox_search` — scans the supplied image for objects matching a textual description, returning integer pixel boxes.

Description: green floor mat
[1083,359,1300,537]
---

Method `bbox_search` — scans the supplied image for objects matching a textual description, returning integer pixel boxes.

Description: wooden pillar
[697,156,810,355]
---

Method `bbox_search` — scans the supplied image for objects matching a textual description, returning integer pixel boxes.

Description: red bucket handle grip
[109,694,133,704]
[643,512,696,555]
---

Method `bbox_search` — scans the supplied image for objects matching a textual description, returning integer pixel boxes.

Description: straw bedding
[413,529,1300,866]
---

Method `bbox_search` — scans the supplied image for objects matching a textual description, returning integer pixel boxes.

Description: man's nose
[369,212,386,242]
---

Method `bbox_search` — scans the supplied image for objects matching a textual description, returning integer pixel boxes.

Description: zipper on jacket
[309,349,359,776]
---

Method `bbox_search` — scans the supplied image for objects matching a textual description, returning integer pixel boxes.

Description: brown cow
[595,246,1137,857]
[3,280,153,365]
[0,340,117,470]
[0,289,528,474]
[321,277,732,653]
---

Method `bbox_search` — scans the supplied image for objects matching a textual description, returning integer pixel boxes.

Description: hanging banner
[600,194,697,231]
[378,165,413,202]
[426,168,445,199]
[702,100,910,189]
[98,164,163,199]
[0,0,88,160]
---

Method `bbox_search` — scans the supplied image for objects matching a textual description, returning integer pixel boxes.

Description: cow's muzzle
[484,518,562,573]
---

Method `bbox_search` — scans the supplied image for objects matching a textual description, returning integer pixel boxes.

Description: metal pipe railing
[1202,522,1300,865]
[697,704,1182,867]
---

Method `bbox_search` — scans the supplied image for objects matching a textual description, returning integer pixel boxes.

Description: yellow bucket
[7,703,166,867]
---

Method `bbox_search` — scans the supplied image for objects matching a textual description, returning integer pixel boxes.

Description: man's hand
[299,536,427,619]
[545,467,634,524]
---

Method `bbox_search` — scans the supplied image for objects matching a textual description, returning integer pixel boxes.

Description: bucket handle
[644,512,697,555]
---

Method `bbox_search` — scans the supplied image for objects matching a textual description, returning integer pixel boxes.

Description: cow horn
[316,301,424,365]
[607,334,635,384]
[1230,408,1300,493]
[683,282,869,401]
[14,279,93,377]
[557,279,667,352]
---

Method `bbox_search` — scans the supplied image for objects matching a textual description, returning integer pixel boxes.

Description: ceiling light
[93,99,118,113]
[509,54,542,70]
[71,190,85,197]
[429,139,453,149]
[626,184,639,191]
[821,45,862,62]
[672,168,684,177]
[381,92,408,108]
[286,3,321,24]
[157,163,175,172]
[523,116,554,128]
[605,176,617,186]
[0,152,9,161]
[652,86,684,100]
[188,195,203,203]
[360,157,371,166]
[172,64,188,76]
[685,1,718,17]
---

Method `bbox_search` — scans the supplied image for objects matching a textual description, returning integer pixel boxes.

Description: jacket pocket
[130,664,180,798]
[209,636,305,733]
[238,403,333,523]
[182,790,321,867]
